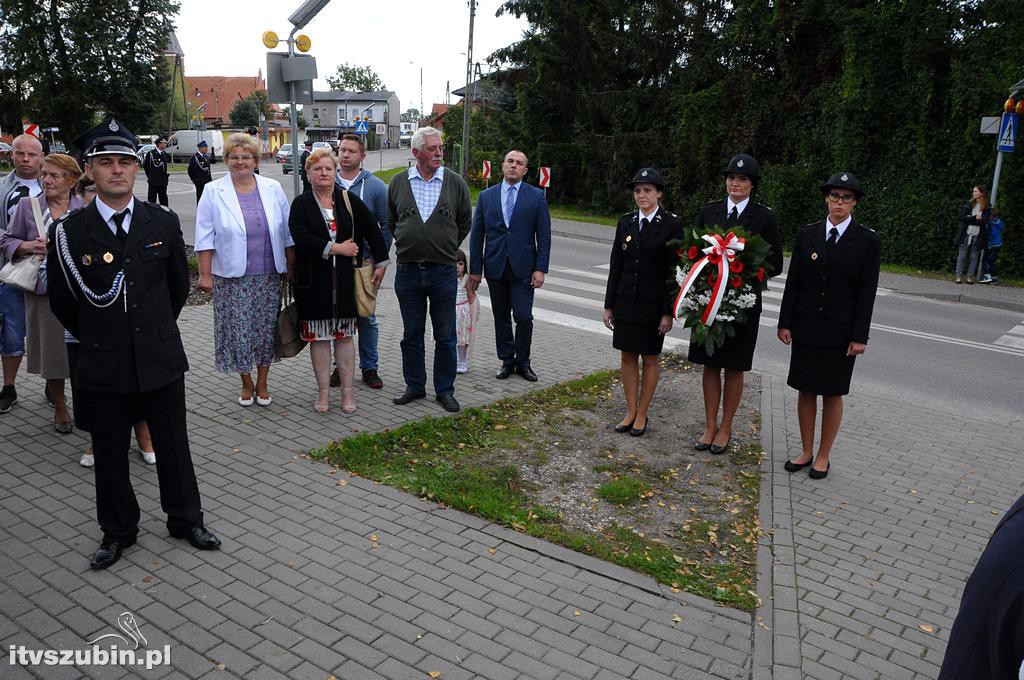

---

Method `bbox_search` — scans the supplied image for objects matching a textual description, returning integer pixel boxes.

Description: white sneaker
[457,362,469,374]
[79,452,94,468]
[140,449,156,465]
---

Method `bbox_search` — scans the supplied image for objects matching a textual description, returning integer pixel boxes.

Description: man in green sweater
[388,126,472,412]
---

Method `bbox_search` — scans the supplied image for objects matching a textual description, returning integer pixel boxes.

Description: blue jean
[0,282,26,357]
[358,227,393,370]
[395,262,457,396]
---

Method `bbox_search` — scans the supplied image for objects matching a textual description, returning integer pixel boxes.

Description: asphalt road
[142,161,1022,426]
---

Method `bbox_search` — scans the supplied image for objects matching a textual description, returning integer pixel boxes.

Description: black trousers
[80,376,203,542]
[195,182,207,203]
[487,261,535,368]
[147,183,169,206]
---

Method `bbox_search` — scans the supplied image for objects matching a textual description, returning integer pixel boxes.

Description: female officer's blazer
[778,218,881,348]
[603,209,683,325]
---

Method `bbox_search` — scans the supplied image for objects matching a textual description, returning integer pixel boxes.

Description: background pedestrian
[187,140,213,203]
[142,136,170,206]
[954,185,990,284]
[979,208,1004,284]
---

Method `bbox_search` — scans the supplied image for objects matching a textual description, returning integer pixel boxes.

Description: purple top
[237,188,275,275]
[0,193,85,295]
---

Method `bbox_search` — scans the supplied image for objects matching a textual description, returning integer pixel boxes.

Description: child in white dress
[455,249,480,373]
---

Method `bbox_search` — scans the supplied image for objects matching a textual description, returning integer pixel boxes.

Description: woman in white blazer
[195,133,294,407]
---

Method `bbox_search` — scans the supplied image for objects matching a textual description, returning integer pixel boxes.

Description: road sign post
[991,86,1023,209]
[539,166,551,195]
[482,160,491,186]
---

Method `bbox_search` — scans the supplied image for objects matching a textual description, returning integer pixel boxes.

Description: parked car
[165,130,224,162]
[0,141,11,166]
[277,144,294,173]
[312,142,332,154]
[328,139,339,152]
[136,143,156,163]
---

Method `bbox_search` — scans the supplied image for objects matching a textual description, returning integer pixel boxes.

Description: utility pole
[460,0,476,179]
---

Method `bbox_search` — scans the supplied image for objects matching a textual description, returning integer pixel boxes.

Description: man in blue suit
[467,150,551,382]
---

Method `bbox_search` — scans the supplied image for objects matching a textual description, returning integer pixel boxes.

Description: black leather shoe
[693,439,712,451]
[709,437,731,455]
[808,463,831,480]
[362,369,383,389]
[170,526,221,550]
[613,420,634,433]
[495,365,514,380]
[783,458,813,473]
[90,538,135,570]
[516,365,538,382]
[393,390,426,405]
[329,368,341,387]
[630,416,648,437]
[435,393,461,413]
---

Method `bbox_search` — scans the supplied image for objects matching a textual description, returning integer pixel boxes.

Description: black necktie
[728,206,739,225]
[826,227,839,251]
[640,217,649,233]
[112,211,128,245]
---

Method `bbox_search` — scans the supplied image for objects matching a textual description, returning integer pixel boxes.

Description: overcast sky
[175,0,529,114]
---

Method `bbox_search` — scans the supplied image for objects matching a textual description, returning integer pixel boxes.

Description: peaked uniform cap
[627,167,664,189]
[821,171,864,198]
[721,154,761,180]
[74,118,139,159]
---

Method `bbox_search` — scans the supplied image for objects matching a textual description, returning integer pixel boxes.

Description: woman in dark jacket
[289,149,389,414]
[954,185,990,284]
[602,168,683,437]
[689,154,783,455]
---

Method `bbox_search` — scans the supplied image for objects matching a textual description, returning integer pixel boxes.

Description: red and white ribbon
[672,232,746,326]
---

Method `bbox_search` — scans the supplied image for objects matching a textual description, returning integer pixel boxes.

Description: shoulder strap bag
[0,196,47,292]
[340,189,377,318]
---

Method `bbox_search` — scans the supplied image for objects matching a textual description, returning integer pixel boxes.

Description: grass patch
[373,166,405,183]
[597,477,649,505]
[308,367,761,610]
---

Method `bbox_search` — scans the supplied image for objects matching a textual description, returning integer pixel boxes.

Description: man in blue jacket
[467,150,551,381]
[333,133,392,389]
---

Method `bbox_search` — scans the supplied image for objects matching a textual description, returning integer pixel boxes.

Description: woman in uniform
[689,154,783,455]
[777,172,881,479]
[603,168,683,436]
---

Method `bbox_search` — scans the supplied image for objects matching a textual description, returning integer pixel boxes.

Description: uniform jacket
[143,149,170,186]
[778,218,881,347]
[187,152,213,187]
[193,174,294,278]
[697,198,784,313]
[288,187,389,321]
[954,202,991,249]
[938,493,1024,680]
[299,149,311,184]
[603,209,683,325]
[469,181,551,280]
[46,200,189,393]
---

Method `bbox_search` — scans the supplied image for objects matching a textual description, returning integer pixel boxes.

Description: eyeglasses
[227,155,254,162]
[827,192,856,204]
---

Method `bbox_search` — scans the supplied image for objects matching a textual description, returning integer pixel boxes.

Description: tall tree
[0,0,180,147]
[325,63,387,92]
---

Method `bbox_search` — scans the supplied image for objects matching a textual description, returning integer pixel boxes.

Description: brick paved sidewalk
[0,293,755,680]
[757,374,1024,679]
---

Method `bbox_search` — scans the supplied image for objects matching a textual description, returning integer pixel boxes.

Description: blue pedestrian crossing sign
[354,120,369,135]
[997,112,1017,153]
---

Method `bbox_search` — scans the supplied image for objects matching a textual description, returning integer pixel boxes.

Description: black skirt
[786,341,856,396]
[687,310,761,372]
[613,320,666,356]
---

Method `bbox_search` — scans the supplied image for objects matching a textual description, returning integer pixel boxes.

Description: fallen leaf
[214,663,226,670]
[573,610,581,617]
[142,575,153,583]
[429,673,441,679]
[672,554,684,563]
[672,614,681,624]
[909,489,917,494]
[488,548,497,555]
[370,534,379,542]
[918,623,936,633]
[337,479,348,486]
[494,424,507,430]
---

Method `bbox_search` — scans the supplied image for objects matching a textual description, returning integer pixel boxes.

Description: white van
[166,130,224,162]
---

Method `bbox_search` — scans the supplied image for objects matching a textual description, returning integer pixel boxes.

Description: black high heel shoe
[613,419,635,433]
[630,416,648,437]
[783,458,813,473]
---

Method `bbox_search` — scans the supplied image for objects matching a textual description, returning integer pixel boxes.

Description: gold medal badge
[81,254,92,266]
[102,252,114,264]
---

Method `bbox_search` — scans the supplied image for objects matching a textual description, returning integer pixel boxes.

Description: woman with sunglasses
[777,172,881,480]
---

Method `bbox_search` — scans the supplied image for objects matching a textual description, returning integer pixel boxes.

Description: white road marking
[996,321,1024,349]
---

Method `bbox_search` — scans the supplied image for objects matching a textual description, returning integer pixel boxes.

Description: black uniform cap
[304,139,313,146]
[197,140,208,148]
[721,154,761,180]
[73,118,139,159]
[627,167,664,190]
[821,171,864,199]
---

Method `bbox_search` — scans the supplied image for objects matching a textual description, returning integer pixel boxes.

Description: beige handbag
[339,190,377,317]
[0,197,46,292]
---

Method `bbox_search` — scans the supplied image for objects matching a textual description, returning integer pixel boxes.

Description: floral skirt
[213,273,281,373]
[299,318,357,342]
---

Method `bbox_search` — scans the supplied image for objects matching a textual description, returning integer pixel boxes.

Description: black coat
[143,149,170,186]
[604,209,683,325]
[47,200,190,393]
[954,202,991,249]
[778,218,881,348]
[288,187,388,321]
[187,152,213,186]
[939,493,1024,680]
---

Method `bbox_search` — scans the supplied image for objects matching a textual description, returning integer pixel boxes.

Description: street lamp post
[461,0,476,179]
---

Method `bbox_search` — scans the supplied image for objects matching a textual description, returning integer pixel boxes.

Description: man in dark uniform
[47,119,220,570]
[142,135,170,206]
[187,140,213,203]
[939,493,1024,679]
[299,138,313,194]
[778,172,881,480]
